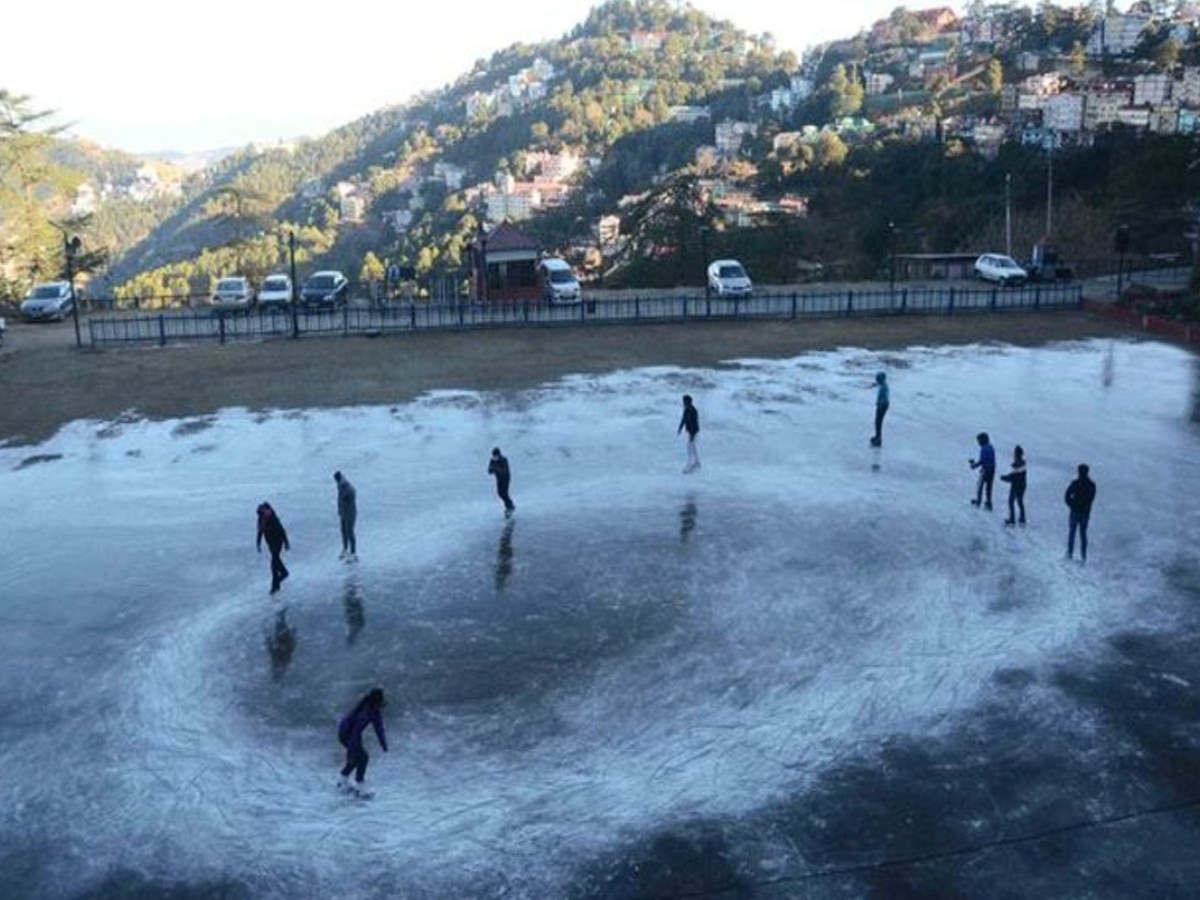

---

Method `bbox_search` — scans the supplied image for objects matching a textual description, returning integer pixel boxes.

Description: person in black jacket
[1000,445,1027,526]
[678,394,700,473]
[1064,464,1097,561]
[256,501,291,594]
[488,447,515,518]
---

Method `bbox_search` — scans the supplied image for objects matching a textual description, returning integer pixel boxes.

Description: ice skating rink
[2,338,1198,899]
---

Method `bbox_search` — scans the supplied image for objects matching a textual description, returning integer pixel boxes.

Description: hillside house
[1043,93,1085,133]
[715,120,758,156]
[1134,73,1173,107]
[1083,87,1131,130]
[473,221,541,304]
[1179,67,1200,105]
[1087,13,1151,56]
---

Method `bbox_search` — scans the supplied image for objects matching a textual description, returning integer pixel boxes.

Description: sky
[1,0,973,155]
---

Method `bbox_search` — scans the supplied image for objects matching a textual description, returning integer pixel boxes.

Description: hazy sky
[4,0,1063,154]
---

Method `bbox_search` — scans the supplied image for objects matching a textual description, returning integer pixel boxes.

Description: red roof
[477,221,540,253]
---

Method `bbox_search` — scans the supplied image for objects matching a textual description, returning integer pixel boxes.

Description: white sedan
[974,254,1028,287]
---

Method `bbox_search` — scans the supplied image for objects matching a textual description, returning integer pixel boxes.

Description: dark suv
[300,271,349,306]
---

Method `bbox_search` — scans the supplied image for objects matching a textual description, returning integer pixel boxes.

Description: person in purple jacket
[336,687,388,797]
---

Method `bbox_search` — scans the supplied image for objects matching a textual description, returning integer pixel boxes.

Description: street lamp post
[288,231,299,338]
[64,233,82,349]
[888,221,897,298]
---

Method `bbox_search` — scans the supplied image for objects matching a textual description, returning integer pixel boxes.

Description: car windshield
[263,278,288,291]
[549,270,575,284]
[31,285,63,299]
[718,265,746,279]
[216,279,244,292]
[992,257,1020,270]
[307,275,335,289]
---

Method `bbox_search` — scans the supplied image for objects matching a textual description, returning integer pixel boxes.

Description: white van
[539,257,582,304]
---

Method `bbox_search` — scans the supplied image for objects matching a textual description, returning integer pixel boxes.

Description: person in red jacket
[336,687,388,797]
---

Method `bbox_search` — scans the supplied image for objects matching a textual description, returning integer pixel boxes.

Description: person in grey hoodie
[334,471,357,560]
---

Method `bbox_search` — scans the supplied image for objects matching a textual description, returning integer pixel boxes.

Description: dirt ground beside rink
[0,310,1137,447]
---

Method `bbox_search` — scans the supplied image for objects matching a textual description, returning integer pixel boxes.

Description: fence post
[991,287,997,311]
[948,288,955,315]
[635,297,640,320]
[791,291,797,319]
[846,290,854,317]
[158,314,166,347]
[682,296,687,320]
[342,303,349,336]
[901,288,908,314]
[411,304,418,330]
[1034,285,1041,311]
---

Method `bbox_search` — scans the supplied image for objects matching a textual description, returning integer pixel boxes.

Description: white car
[20,281,75,321]
[707,259,753,298]
[211,276,255,312]
[974,254,1028,287]
[257,274,293,308]
[539,257,582,304]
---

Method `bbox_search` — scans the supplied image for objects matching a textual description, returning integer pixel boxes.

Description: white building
[1043,93,1085,133]
[1178,67,1200,106]
[790,75,815,100]
[1087,14,1151,57]
[1134,73,1172,107]
[1084,88,1130,130]
[432,161,466,191]
[669,106,712,124]
[866,72,896,95]
[1115,107,1153,130]
[715,120,758,156]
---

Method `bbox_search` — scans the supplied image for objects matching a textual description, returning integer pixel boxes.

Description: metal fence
[86,283,1083,347]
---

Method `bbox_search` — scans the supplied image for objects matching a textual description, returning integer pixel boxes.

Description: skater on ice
[969,432,996,510]
[1000,445,1027,526]
[337,687,389,798]
[678,394,701,473]
[334,471,357,561]
[255,502,291,595]
[488,447,516,518]
[871,372,889,447]
[1064,464,1097,562]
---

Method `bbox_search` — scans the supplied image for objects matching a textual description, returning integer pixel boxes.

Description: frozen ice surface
[2,338,1199,899]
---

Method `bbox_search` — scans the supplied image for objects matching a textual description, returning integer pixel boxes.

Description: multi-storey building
[1134,73,1173,107]
[1043,93,1085,132]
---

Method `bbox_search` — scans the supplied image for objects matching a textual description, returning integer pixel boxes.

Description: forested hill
[72,0,800,301]
[5,0,1199,305]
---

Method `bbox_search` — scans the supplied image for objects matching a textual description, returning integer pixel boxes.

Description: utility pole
[64,233,82,349]
[1045,133,1054,237]
[288,231,299,338]
[1005,173,1013,258]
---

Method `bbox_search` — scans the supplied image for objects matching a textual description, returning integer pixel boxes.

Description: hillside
[4,0,1200,305]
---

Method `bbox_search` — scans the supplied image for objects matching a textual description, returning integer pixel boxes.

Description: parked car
[707,259,753,298]
[211,276,255,313]
[539,257,582,304]
[257,274,293,308]
[301,270,349,306]
[974,254,1028,286]
[20,281,75,321]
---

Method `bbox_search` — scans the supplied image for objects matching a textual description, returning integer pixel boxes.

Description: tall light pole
[288,231,299,338]
[64,233,82,349]
[1045,132,1055,238]
[888,220,897,297]
[1005,173,1013,258]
